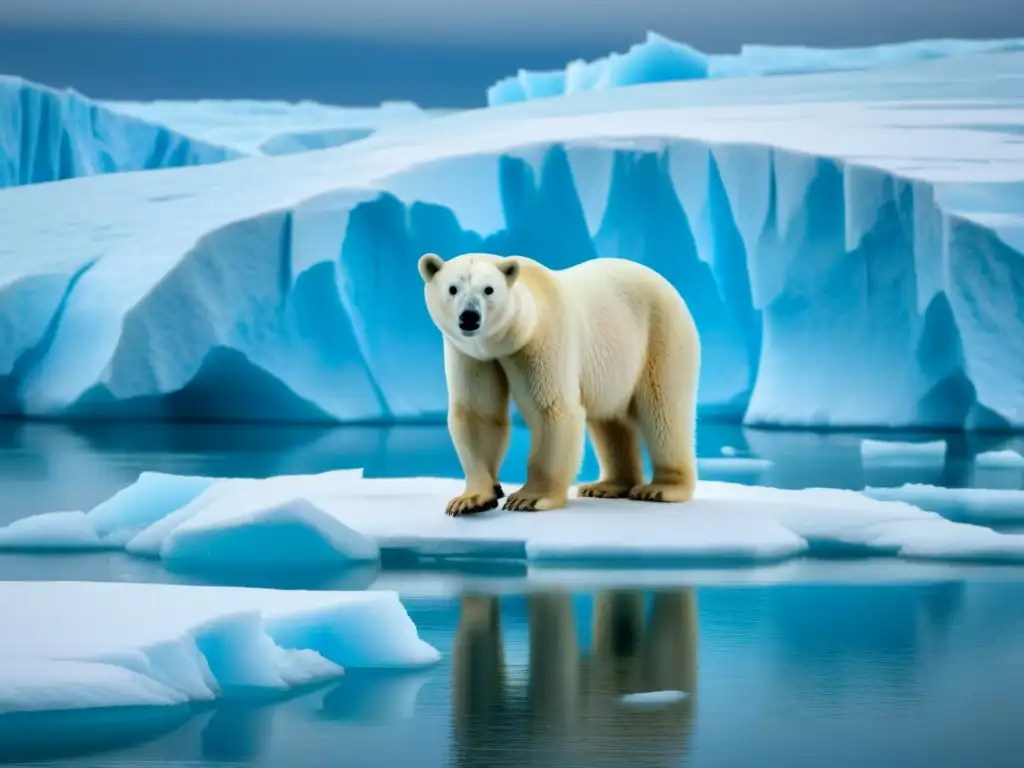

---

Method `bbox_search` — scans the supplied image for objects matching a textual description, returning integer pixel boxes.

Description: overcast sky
[1,0,1022,105]
[2,0,1021,45]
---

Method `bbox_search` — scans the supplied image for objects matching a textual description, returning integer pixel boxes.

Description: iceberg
[487,32,1024,106]
[5,471,1024,569]
[101,98,453,157]
[487,32,709,106]
[0,76,239,188]
[0,580,440,714]
[0,52,1022,428]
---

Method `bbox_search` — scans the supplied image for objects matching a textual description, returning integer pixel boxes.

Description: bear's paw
[446,488,503,516]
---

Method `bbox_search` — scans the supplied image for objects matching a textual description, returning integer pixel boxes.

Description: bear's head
[418,252,521,346]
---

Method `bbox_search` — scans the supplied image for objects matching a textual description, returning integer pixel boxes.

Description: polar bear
[418,251,700,516]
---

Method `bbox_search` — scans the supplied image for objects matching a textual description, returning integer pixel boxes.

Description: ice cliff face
[0,52,1021,429]
[0,76,240,188]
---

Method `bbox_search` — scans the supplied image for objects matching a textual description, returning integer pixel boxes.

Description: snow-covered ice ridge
[487,32,1024,105]
[0,76,240,188]
[4,468,1024,570]
[1,52,1023,428]
[101,98,454,156]
[0,580,440,714]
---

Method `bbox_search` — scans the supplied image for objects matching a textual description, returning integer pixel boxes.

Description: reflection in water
[318,669,433,723]
[5,584,1024,766]
[200,698,276,762]
[0,705,195,763]
[0,670,434,765]
[452,589,697,768]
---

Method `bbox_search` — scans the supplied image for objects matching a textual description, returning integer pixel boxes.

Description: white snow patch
[5,471,1024,569]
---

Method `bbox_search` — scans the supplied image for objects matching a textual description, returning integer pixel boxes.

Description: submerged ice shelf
[0,76,240,188]
[0,52,1023,428]
[0,580,440,714]
[4,469,1024,571]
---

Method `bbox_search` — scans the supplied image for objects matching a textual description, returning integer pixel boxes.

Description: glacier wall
[0,52,1022,429]
[0,76,240,189]
[487,32,1024,106]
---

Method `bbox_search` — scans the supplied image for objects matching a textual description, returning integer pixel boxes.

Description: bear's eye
[448,285,458,296]
[483,286,494,296]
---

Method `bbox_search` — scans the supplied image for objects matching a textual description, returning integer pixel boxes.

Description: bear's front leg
[448,405,510,516]
[503,403,586,512]
[444,345,511,516]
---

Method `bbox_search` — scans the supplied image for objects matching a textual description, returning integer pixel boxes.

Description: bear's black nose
[458,310,481,331]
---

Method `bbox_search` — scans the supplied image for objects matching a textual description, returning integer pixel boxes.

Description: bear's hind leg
[578,419,644,499]
[628,345,698,504]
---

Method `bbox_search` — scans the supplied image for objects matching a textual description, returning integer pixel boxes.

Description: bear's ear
[418,253,444,283]
[499,257,520,287]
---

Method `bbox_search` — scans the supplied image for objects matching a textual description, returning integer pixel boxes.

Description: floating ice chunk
[0,510,107,551]
[126,469,368,568]
[0,581,439,714]
[0,660,186,714]
[619,690,690,707]
[697,457,773,473]
[13,471,1024,569]
[88,472,218,540]
[162,497,380,569]
[975,450,1024,469]
[860,440,948,466]
[862,485,1024,523]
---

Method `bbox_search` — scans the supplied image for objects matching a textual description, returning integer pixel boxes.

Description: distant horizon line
[4,22,1011,55]
[3,26,1022,109]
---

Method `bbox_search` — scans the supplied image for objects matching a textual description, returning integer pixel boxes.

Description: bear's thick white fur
[418,251,701,516]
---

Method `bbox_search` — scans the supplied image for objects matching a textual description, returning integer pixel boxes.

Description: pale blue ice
[0,51,1021,429]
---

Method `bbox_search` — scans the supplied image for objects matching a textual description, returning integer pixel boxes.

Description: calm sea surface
[1,421,1023,767]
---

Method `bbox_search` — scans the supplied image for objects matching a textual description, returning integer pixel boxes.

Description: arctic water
[1,421,1024,767]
